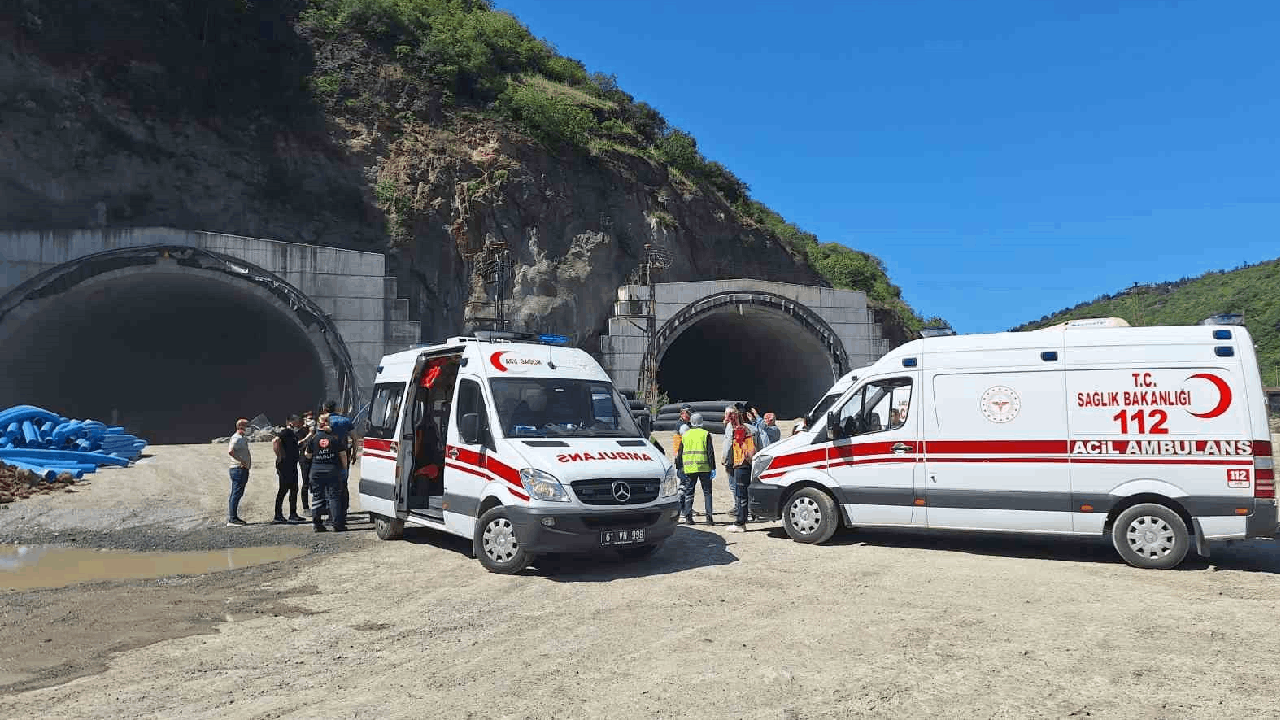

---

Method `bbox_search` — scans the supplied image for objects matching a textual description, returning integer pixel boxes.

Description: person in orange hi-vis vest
[722,405,763,532]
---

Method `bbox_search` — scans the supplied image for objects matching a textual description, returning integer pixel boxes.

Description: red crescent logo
[490,351,508,372]
[1188,373,1231,418]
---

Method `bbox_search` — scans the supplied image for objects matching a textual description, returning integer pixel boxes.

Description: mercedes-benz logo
[611,481,632,503]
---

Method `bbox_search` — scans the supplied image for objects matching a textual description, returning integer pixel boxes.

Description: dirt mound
[0,461,76,504]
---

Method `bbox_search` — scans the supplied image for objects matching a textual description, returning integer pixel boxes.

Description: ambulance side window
[837,379,913,436]
[455,379,490,446]
[367,383,405,440]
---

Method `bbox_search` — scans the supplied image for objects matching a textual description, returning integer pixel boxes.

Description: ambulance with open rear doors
[748,321,1277,568]
[359,332,680,573]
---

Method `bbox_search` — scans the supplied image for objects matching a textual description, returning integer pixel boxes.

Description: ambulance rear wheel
[373,514,404,541]
[783,487,839,545]
[475,507,531,574]
[1111,503,1190,570]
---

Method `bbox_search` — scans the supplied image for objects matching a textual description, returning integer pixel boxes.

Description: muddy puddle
[0,545,307,590]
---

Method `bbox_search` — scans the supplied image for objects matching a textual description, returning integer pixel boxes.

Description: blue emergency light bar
[538,333,570,346]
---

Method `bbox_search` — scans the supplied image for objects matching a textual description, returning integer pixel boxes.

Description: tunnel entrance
[656,305,838,419]
[0,248,353,444]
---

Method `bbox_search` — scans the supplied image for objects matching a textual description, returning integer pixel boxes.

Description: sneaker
[332,526,348,533]
[287,515,305,523]
[313,524,328,533]
[727,524,745,533]
[226,518,248,527]
[704,517,715,526]
[271,516,288,524]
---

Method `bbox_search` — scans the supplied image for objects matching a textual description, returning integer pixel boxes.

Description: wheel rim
[1125,515,1177,559]
[788,496,822,536]
[483,518,519,562]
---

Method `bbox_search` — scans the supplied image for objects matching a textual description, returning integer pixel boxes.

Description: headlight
[519,468,570,502]
[751,454,773,481]
[660,464,679,497]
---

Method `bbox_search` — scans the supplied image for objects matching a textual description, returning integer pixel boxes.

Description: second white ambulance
[359,332,680,573]
[749,322,1277,569]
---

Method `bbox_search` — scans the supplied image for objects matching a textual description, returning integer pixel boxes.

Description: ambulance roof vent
[1198,313,1244,326]
[1039,317,1131,331]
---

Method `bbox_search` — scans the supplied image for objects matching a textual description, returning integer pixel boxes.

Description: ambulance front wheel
[783,487,840,545]
[475,506,531,574]
[373,514,404,541]
[1111,503,1190,569]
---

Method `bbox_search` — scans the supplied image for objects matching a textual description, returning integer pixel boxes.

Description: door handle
[447,448,460,459]
[891,442,913,454]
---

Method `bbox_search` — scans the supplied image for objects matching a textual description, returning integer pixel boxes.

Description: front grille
[571,478,660,505]
[580,512,661,529]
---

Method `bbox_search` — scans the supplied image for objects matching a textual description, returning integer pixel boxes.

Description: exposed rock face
[381,123,823,350]
[0,6,823,352]
[0,22,383,251]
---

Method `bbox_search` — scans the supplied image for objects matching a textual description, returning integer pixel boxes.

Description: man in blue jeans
[226,418,252,526]
[323,401,356,525]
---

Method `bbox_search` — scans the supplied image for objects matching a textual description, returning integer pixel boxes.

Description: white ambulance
[359,332,680,573]
[748,323,1277,569]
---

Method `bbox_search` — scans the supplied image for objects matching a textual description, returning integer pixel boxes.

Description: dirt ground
[2,441,1280,719]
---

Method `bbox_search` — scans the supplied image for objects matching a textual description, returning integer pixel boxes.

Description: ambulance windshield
[490,378,641,438]
[806,393,842,427]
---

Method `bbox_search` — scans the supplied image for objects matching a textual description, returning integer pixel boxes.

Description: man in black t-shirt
[305,414,349,532]
[272,416,304,523]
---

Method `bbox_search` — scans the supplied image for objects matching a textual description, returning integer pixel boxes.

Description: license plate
[600,528,646,546]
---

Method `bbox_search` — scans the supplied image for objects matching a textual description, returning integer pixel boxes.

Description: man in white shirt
[226,418,252,526]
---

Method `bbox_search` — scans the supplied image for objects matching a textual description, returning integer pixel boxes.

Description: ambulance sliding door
[926,370,1072,532]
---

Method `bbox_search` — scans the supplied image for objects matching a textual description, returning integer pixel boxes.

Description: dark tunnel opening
[656,308,837,419]
[0,269,329,444]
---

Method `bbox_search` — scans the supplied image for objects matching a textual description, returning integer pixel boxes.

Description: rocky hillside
[1014,257,1280,383]
[1,0,922,348]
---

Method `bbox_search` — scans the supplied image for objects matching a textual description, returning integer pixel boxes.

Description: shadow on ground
[762,525,1280,573]
[399,524,736,580]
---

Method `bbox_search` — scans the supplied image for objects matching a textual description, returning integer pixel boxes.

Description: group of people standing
[672,402,781,534]
[225,401,356,533]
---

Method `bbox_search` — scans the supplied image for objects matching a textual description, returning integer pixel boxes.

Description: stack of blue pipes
[0,405,148,482]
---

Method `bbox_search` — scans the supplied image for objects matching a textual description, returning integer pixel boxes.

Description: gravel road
[2,442,1280,718]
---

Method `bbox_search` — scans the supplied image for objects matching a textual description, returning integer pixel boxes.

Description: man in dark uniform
[305,414,349,532]
[297,411,315,515]
[272,415,305,523]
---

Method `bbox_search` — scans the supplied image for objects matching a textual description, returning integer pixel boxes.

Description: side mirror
[635,412,652,438]
[459,413,481,445]
[826,411,841,441]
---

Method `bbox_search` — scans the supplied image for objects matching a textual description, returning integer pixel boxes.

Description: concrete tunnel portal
[652,296,846,419]
[0,246,356,445]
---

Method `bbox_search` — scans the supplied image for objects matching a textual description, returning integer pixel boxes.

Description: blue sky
[496,0,1280,333]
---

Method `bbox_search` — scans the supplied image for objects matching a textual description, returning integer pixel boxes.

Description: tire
[628,400,648,411]
[1111,503,1190,569]
[372,513,404,541]
[782,487,840,544]
[473,506,532,574]
[617,544,660,561]
[652,420,681,431]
